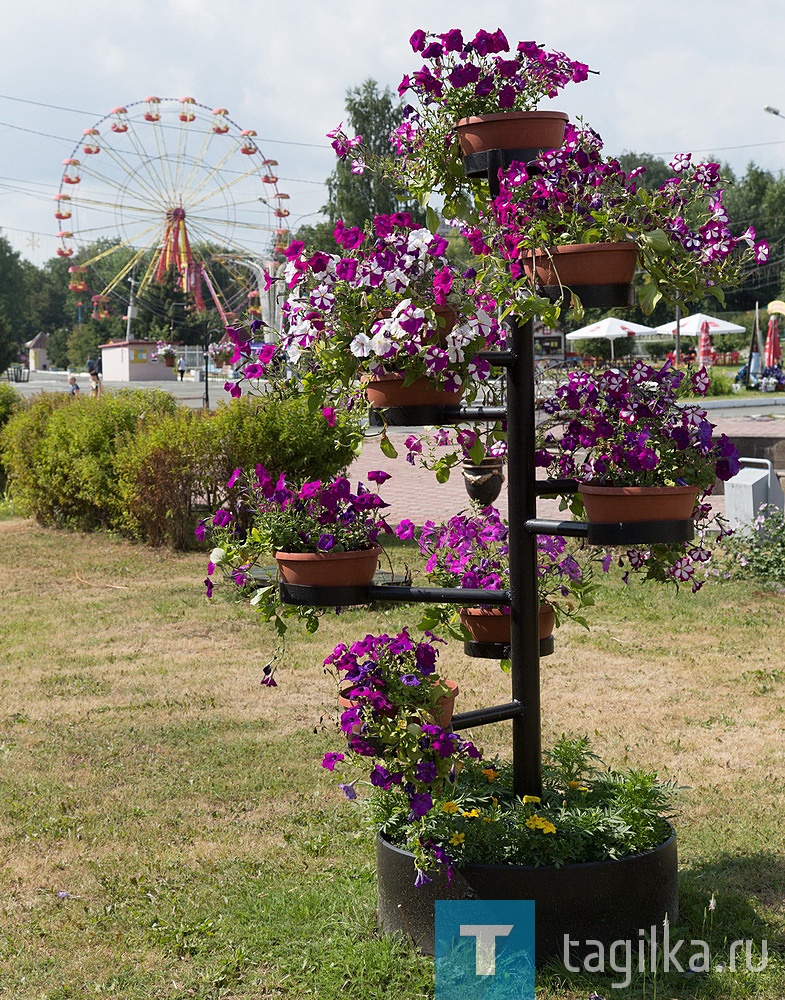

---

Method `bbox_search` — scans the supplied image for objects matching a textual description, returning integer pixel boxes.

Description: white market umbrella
[564,317,657,360]
[654,312,745,337]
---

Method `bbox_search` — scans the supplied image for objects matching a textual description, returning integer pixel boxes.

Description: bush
[1,386,362,548]
[643,339,675,361]
[0,383,22,491]
[208,392,361,485]
[114,408,217,549]
[0,388,178,529]
[726,504,785,585]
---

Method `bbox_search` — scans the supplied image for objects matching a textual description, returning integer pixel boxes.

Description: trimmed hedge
[0,388,361,548]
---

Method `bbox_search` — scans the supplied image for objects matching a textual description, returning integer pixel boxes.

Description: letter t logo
[459,924,514,976]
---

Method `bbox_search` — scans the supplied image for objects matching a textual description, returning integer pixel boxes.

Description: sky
[2,0,784,271]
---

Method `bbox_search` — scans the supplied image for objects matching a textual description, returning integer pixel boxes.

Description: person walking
[89,371,102,398]
[67,375,80,396]
[177,356,187,381]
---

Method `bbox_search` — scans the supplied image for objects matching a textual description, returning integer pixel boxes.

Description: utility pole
[125,275,137,342]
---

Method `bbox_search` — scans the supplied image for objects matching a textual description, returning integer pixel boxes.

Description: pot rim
[579,484,698,497]
[527,240,637,256]
[377,821,677,874]
[456,110,569,127]
[274,543,382,561]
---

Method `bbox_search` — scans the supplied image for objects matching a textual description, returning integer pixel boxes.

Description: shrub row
[0,388,360,548]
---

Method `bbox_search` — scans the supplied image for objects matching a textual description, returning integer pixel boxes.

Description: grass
[0,519,784,998]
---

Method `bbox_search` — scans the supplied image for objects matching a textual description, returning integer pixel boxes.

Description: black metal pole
[203,350,210,410]
[507,317,542,798]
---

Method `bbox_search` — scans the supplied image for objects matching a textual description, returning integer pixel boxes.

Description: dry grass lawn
[0,518,783,998]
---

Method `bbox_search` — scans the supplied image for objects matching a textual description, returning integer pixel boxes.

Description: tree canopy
[295,79,424,253]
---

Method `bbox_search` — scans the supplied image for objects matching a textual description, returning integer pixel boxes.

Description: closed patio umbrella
[698,320,713,367]
[764,315,782,368]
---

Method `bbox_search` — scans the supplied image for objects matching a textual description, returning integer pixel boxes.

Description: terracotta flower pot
[274,545,381,588]
[164,355,175,367]
[364,374,464,409]
[455,111,569,157]
[579,484,700,523]
[339,678,459,729]
[523,241,638,287]
[459,604,555,644]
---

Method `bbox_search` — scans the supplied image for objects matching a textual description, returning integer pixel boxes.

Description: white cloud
[2,0,784,267]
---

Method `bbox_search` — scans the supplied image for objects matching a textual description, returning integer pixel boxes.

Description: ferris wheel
[54,96,291,324]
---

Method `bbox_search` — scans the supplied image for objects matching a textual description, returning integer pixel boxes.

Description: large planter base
[376,828,678,964]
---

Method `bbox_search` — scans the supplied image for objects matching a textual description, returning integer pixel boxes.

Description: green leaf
[468,437,485,464]
[637,282,662,315]
[379,435,398,460]
[435,462,452,484]
[425,206,441,234]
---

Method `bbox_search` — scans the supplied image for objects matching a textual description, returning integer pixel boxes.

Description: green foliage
[322,79,424,233]
[643,337,676,360]
[66,322,108,370]
[209,392,361,486]
[114,408,217,549]
[0,389,178,530]
[0,382,21,429]
[726,503,785,585]
[566,334,637,361]
[0,382,22,490]
[0,303,18,373]
[372,736,676,873]
[45,326,71,369]
[1,388,360,548]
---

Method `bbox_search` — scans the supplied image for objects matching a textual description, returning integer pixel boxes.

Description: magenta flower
[322,752,345,771]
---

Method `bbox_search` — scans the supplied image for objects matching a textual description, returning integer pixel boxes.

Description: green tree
[0,305,17,372]
[295,79,423,253]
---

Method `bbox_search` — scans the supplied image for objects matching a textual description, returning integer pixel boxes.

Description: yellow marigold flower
[525,814,557,834]
[461,808,480,819]
[522,795,541,804]
[441,801,459,814]
[481,767,499,782]
[449,831,466,846]
[567,781,582,789]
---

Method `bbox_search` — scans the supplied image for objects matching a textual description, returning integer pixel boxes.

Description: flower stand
[281,140,683,964]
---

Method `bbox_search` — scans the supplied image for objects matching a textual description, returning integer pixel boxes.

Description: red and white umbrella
[764,315,782,368]
[698,320,713,367]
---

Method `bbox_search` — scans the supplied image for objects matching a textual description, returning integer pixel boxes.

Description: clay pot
[364,375,463,409]
[455,111,568,157]
[579,484,699,523]
[339,678,459,729]
[459,604,555,644]
[274,545,381,587]
[523,242,638,287]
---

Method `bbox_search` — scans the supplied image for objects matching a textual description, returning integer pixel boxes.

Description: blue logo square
[435,899,535,999]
